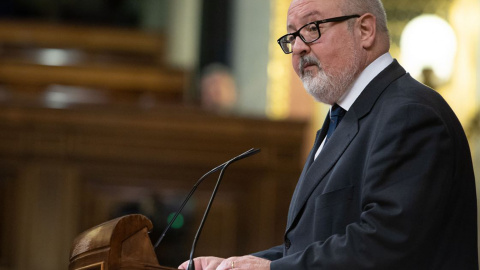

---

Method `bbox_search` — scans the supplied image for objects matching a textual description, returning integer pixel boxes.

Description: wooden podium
[69,214,177,270]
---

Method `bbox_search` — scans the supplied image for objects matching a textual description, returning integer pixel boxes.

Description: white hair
[340,0,389,36]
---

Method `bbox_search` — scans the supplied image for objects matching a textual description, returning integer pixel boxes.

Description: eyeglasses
[277,15,360,54]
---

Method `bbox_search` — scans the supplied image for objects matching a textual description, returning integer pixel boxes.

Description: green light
[167,213,185,229]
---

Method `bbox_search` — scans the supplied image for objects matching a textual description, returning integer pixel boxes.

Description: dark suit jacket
[253,60,478,269]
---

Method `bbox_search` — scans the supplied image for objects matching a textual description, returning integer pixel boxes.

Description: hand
[215,255,271,270]
[178,256,225,270]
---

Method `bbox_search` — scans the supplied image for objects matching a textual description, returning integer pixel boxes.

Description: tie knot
[324,104,346,145]
[331,104,346,119]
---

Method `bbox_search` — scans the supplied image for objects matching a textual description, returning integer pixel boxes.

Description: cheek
[314,48,343,73]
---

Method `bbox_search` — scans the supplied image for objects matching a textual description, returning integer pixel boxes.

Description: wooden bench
[0,20,187,105]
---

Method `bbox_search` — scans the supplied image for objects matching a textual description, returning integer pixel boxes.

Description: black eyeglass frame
[277,14,361,54]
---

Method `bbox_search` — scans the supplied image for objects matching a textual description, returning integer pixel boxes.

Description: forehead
[287,0,341,29]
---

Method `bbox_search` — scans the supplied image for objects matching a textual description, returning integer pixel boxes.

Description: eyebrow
[287,10,323,32]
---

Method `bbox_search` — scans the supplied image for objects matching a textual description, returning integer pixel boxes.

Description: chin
[309,92,336,105]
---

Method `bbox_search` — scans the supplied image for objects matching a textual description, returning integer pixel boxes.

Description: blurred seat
[0,20,187,107]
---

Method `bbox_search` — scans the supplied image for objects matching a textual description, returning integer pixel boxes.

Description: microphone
[186,148,260,270]
[153,148,261,250]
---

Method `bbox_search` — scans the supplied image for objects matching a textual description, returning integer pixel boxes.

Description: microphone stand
[186,148,260,270]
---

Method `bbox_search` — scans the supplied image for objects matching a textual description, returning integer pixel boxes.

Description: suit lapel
[287,115,329,224]
[306,115,330,168]
[287,111,359,230]
[285,60,406,233]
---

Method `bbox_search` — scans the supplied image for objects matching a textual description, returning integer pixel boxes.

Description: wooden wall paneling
[0,169,16,269]
[0,105,307,269]
[10,162,81,270]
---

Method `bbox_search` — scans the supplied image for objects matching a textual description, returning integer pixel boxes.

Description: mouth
[299,56,321,76]
[303,63,318,70]
[301,62,320,76]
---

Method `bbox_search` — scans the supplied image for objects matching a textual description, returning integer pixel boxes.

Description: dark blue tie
[325,104,346,144]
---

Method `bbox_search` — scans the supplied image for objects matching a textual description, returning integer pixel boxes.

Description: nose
[292,36,310,55]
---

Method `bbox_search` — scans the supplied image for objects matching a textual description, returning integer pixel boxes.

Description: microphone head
[234,148,260,161]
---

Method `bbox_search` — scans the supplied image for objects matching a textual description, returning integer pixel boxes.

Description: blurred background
[0,0,479,269]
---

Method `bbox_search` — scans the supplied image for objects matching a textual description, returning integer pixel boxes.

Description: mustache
[299,55,321,76]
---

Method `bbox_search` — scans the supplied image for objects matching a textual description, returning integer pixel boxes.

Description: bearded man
[180,0,478,269]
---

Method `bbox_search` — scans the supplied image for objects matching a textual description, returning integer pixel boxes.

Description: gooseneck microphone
[153,148,261,254]
[186,148,260,270]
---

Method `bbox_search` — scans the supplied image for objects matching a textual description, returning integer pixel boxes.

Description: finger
[215,257,239,270]
[178,259,200,270]
[178,260,192,269]
[223,255,271,270]
[178,260,188,269]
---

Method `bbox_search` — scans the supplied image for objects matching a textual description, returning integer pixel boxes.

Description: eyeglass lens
[280,22,320,53]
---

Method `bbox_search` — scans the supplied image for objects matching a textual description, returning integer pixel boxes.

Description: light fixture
[400,14,457,87]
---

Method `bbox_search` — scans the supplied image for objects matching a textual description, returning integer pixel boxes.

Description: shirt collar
[335,52,393,111]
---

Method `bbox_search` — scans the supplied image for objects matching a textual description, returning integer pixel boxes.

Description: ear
[357,13,376,49]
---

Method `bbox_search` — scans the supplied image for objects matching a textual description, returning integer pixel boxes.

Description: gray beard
[300,53,359,105]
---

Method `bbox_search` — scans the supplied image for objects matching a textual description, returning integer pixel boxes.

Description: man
[179,0,478,268]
